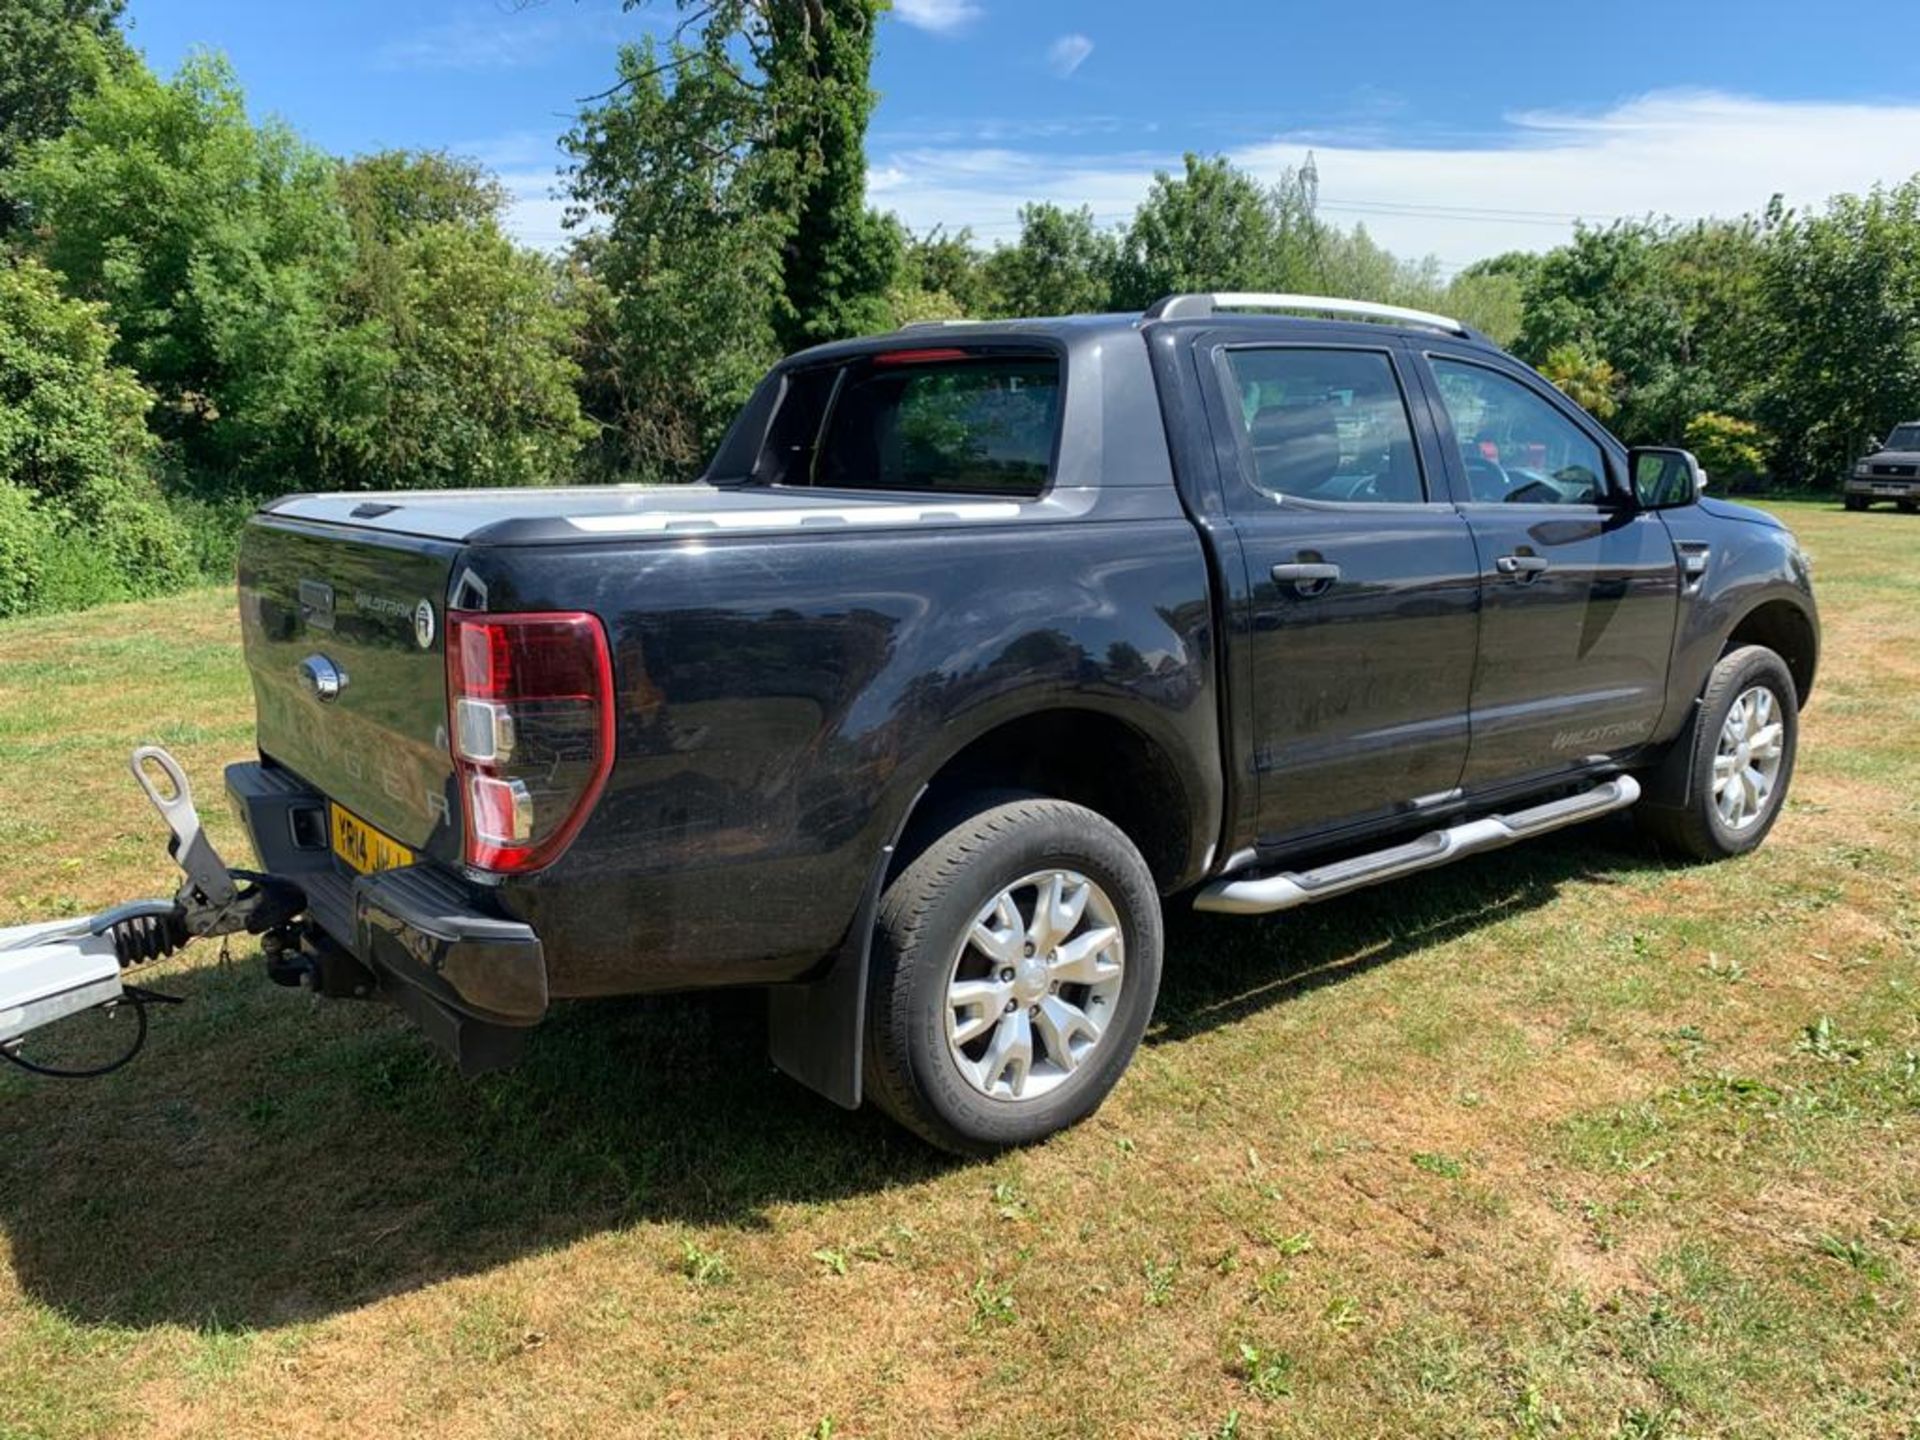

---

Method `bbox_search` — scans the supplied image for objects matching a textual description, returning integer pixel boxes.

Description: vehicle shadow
[0,820,1666,1331]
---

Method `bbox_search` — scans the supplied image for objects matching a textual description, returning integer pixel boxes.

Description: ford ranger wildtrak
[14,293,1817,1155]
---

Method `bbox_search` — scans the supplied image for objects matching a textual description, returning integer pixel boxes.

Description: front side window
[806,353,1061,496]
[1430,359,1608,506]
[1221,348,1425,504]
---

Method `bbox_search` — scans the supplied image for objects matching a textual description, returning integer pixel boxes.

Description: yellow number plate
[330,804,414,875]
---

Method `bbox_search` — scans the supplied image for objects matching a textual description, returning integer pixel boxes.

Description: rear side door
[1410,347,1680,790]
[1198,337,1483,846]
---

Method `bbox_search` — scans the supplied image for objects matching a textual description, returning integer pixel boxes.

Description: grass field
[2,499,1916,1439]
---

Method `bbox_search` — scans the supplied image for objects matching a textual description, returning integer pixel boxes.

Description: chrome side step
[1194,776,1641,916]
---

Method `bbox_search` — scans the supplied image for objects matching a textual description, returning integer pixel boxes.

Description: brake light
[446,611,615,873]
[873,347,971,365]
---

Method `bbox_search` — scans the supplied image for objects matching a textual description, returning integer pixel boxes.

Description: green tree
[1755,182,1920,487]
[1112,154,1322,310]
[1442,253,1535,348]
[891,223,988,319]
[337,150,589,488]
[339,149,507,242]
[1518,218,1764,445]
[758,0,896,347]
[0,0,132,237]
[592,1,896,343]
[565,0,898,477]
[1539,342,1620,420]
[1683,411,1768,486]
[13,52,381,489]
[980,204,1119,318]
[1311,223,1445,312]
[565,37,788,479]
[0,256,190,613]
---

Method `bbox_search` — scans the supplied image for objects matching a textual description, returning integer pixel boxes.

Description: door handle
[1495,554,1550,579]
[1271,561,1342,585]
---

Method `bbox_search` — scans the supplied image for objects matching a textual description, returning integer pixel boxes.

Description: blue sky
[127,0,1920,272]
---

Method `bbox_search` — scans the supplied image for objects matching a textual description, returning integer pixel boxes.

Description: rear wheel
[1637,645,1799,860]
[864,796,1162,1155]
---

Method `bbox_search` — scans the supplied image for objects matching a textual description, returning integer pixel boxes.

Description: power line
[1318,194,1612,223]
[911,196,1637,239]
[1319,202,1598,229]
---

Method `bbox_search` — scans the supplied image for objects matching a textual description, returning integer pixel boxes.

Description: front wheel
[1844,495,1868,512]
[864,796,1163,1155]
[1637,644,1799,860]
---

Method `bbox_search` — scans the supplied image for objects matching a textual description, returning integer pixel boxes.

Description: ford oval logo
[298,654,347,704]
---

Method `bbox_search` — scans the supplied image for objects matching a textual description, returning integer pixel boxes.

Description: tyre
[864,795,1163,1155]
[1899,500,1918,515]
[1637,644,1799,861]
[1843,495,1868,512]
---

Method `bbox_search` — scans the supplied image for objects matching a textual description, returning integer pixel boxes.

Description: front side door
[1204,341,1483,846]
[1414,350,1680,790]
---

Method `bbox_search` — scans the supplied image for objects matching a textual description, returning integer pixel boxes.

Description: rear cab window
[754,349,1062,497]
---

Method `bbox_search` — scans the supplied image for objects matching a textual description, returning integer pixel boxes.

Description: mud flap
[766,843,894,1111]
[1640,695,1705,811]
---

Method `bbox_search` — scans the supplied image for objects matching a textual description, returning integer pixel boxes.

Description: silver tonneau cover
[262,483,1040,546]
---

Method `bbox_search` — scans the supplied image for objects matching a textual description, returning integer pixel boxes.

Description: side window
[811,354,1061,496]
[1429,359,1608,506]
[1221,348,1425,504]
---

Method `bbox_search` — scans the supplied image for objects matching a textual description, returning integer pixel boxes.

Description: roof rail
[1144,292,1470,336]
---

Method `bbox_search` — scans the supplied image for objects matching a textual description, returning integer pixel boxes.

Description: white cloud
[1046,33,1093,78]
[868,90,1920,268]
[453,132,574,251]
[891,0,983,36]
[372,6,647,74]
[503,187,575,251]
[872,114,1128,146]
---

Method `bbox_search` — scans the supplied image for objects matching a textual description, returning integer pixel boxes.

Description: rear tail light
[447,611,615,873]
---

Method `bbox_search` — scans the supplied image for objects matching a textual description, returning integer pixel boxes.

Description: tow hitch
[0,746,303,1077]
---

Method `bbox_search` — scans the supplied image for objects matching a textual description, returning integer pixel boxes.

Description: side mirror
[1630,446,1706,509]
[1867,436,1882,454]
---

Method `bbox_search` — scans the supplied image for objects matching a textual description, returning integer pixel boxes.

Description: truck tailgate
[237,515,462,860]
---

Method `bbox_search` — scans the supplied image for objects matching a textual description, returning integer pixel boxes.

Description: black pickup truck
[227,293,1819,1153]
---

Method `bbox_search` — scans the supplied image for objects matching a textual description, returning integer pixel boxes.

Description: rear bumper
[226,761,548,1028]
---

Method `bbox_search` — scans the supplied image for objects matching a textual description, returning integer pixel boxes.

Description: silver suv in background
[1845,423,1920,512]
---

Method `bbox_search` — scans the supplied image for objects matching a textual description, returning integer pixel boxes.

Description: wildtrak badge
[1553,721,1642,750]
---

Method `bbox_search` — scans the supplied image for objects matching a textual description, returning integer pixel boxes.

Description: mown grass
[1,500,1915,1438]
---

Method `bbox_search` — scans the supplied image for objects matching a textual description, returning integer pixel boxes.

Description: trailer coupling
[0,747,304,1077]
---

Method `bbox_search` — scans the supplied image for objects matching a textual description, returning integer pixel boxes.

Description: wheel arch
[1642,601,1812,812]
[1723,596,1817,705]
[885,704,1212,896]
